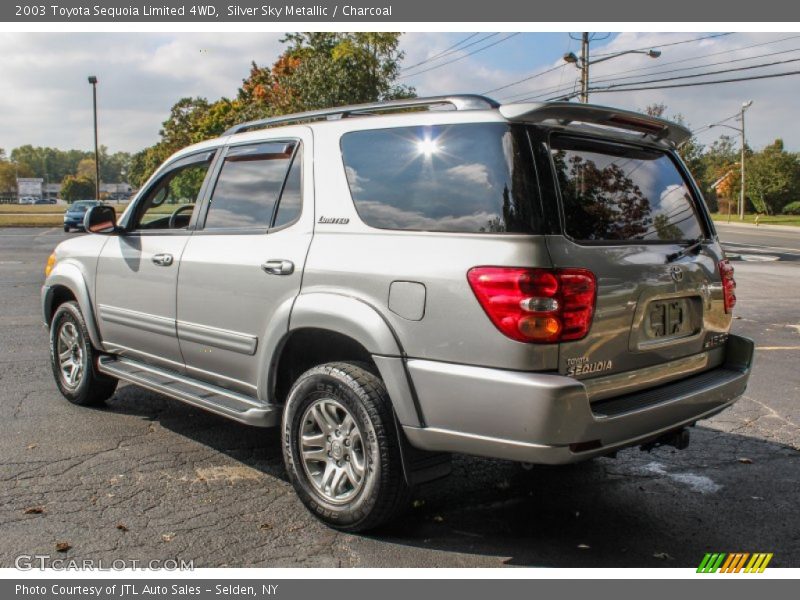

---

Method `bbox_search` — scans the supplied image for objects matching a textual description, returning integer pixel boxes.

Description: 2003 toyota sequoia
[42,96,753,531]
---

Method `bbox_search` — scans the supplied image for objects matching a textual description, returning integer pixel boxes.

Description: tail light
[719,259,736,313]
[467,267,596,343]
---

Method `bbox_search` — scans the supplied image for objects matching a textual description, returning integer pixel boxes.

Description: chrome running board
[97,356,278,427]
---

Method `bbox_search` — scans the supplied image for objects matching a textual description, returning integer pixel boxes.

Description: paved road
[1,228,798,568]
[716,223,800,262]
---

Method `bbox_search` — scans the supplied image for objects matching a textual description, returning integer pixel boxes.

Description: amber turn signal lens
[44,252,56,277]
[518,316,561,341]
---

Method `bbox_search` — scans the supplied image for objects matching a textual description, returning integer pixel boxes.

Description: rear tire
[63,226,70,232]
[49,301,117,406]
[282,362,410,532]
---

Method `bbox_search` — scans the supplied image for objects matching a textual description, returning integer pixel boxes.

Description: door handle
[152,253,174,267]
[262,259,294,275]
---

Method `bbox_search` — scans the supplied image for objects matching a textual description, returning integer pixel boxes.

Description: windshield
[551,135,704,243]
[70,201,98,211]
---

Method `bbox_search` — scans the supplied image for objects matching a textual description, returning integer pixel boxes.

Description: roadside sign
[17,177,43,198]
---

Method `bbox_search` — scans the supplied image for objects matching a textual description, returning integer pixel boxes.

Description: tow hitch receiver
[640,428,691,452]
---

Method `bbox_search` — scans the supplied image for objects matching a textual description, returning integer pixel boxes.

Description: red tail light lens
[719,259,736,313]
[467,267,597,343]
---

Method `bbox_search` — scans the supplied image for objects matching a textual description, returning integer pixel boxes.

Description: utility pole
[564,35,659,104]
[580,33,589,103]
[705,100,753,222]
[739,101,753,220]
[88,76,100,200]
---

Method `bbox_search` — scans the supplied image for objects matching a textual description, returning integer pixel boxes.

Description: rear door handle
[152,253,174,267]
[262,259,294,275]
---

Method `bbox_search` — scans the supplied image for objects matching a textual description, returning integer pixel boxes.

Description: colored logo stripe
[698,552,773,573]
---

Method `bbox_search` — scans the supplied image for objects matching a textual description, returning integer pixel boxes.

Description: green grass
[711,213,800,227]
[0,202,186,227]
[0,214,64,227]
[0,204,66,214]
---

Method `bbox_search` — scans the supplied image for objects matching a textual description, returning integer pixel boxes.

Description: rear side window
[340,123,537,233]
[204,142,295,230]
[550,136,704,242]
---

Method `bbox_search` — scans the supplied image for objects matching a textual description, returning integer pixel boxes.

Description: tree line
[646,104,800,216]
[3,33,798,213]
[0,146,131,201]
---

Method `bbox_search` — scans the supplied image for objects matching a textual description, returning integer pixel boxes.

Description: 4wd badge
[566,356,613,377]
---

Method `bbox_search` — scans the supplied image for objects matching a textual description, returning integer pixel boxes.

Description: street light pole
[739,100,753,221]
[88,76,100,200]
[705,100,753,222]
[564,34,661,103]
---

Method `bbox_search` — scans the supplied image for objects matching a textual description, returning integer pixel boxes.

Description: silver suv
[42,95,753,531]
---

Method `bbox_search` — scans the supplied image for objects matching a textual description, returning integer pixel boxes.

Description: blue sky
[1,32,798,154]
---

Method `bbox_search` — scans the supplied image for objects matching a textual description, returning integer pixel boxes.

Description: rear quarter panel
[306,120,558,371]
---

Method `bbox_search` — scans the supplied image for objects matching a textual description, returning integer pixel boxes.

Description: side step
[97,356,279,427]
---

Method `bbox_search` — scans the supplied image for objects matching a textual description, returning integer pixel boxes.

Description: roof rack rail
[222,95,499,136]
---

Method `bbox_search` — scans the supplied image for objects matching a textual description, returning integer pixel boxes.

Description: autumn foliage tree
[128,32,415,187]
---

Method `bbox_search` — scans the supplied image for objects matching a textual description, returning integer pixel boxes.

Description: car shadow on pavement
[103,385,799,568]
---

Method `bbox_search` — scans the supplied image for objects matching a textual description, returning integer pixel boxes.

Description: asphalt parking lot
[1,228,798,568]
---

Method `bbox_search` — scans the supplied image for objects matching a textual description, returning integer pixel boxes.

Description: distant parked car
[19,196,37,205]
[63,200,103,232]
[35,198,57,205]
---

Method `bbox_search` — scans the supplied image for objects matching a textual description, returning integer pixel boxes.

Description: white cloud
[1,32,798,155]
[403,32,800,151]
[0,32,282,153]
[445,163,492,188]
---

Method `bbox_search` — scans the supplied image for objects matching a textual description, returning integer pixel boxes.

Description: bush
[61,175,96,203]
[782,201,800,215]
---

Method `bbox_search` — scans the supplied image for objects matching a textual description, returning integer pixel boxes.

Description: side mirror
[84,205,117,234]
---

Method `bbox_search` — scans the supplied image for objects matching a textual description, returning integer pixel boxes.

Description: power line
[577,69,800,96]
[481,63,566,95]
[591,32,733,58]
[401,33,489,72]
[506,33,800,103]
[576,46,800,90]
[399,33,520,80]
[584,56,800,92]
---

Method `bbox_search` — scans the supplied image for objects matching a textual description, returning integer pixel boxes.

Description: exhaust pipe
[640,428,690,452]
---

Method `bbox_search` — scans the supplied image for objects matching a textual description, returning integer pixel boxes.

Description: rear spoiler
[499,101,692,147]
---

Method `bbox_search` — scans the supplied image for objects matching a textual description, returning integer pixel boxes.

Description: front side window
[551,136,704,242]
[203,142,296,230]
[340,123,537,233]
[133,153,213,231]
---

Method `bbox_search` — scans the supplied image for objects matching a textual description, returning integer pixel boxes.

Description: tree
[60,175,96,202]
[76,158,97,181]
[0,161,34,194]
[128,143,171,188]
[127,33,414,187]
[746,139,800,214]
[276,33,414,112]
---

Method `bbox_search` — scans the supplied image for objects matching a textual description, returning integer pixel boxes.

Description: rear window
[550,136,704,242]
[340,123,537,233]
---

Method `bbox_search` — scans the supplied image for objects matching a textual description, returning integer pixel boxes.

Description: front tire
[49,301,117,406]
[63,226,70,232]
[282,362,410,532]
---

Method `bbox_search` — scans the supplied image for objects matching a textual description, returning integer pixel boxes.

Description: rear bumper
[402,334,754,464]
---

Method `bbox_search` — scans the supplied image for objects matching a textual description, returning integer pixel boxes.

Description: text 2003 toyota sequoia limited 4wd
[42,96,753,531]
